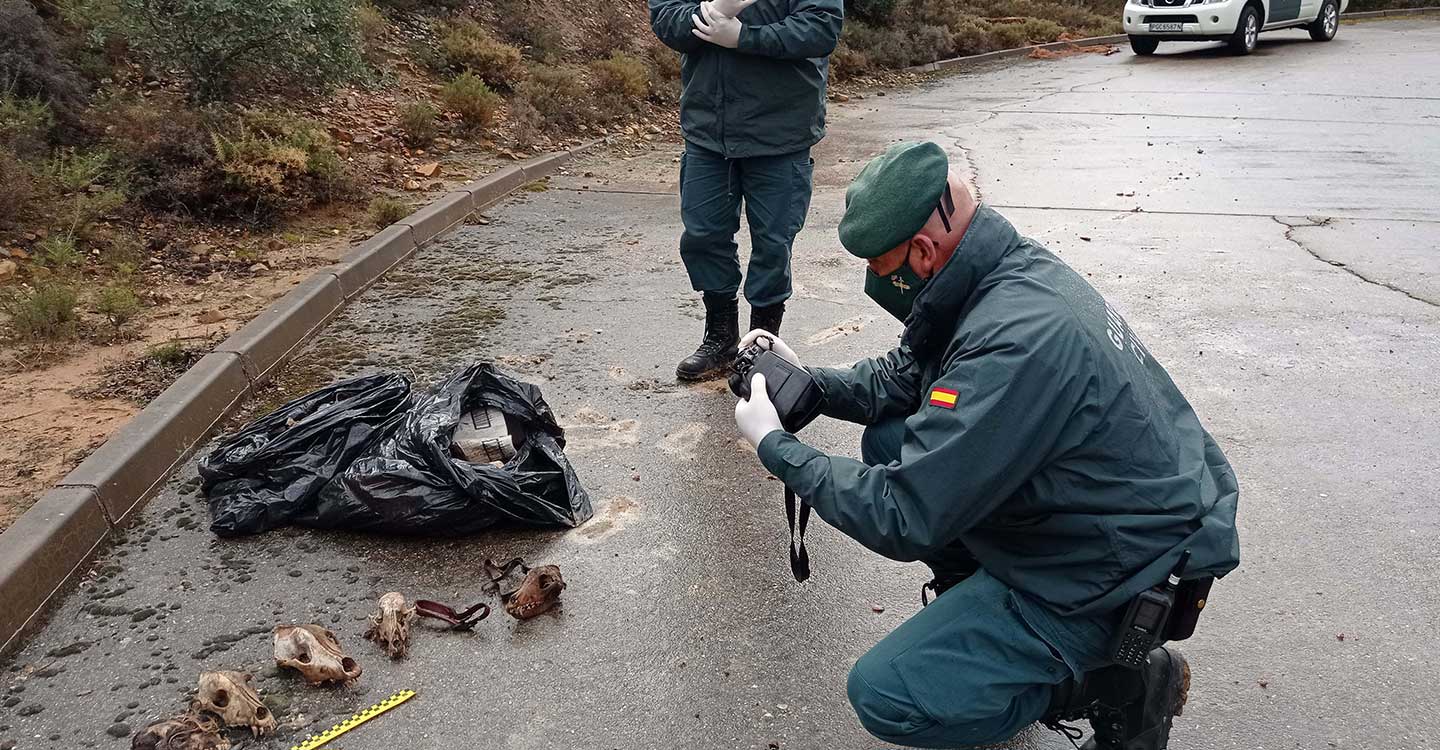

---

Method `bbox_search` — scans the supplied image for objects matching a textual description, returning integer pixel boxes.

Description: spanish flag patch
[929,387,959,409]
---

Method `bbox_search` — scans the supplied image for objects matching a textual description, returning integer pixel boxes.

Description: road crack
[1271,216,1438,308]
[951,138,986,201]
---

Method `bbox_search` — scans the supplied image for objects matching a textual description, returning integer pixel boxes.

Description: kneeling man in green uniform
[732,142,1241,749]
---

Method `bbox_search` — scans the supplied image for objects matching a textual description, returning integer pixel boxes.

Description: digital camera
[728,336,824,434]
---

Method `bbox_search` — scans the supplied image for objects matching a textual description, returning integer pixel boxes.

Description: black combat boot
[1043,647,1191,750]
[749,302,785,337]
[676,292,740,381]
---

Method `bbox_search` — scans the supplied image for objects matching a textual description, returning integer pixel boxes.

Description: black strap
[785,487,811,582]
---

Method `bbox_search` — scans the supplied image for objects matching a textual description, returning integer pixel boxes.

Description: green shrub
[645,44,682,104]
[0,148,37,227]
[57,188,126,239]
[439,18,525,89]
[516,65,591,132]
[492,0,565,62]
[991,18,1066,48]
[147,340,191,367]
[368,196,410,227]
[590,54,650,116]
[584,12,633,57]
[37,233,84,271]
[98,98,225,217]
[46,149,113,193]
[441,72,503,128]
[114,0,368,101]
[211,114,352,222]
[357,1,389,63]
[397,101,440,146]
[948,18,998,57]
[95,284,141,329]
[829,39,874,80]
[506,96,544,148]
[1,282,80,342]
[0,94,55,158]
[0,1,89,125]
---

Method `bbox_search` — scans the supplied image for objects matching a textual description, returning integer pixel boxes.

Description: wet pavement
[3,17,1439,750]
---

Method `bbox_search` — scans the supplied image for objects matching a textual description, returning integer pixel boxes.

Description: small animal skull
[131,714,230,750]
[192,670,275,737]
[364,592,415,659]
[273,624,363,684]
[485,558,565,620]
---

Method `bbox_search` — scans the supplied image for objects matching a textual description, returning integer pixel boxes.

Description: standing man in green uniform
[648,0,844,381]
[733,142,1242,749]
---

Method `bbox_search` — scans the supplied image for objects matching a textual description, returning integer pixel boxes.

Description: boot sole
[675,365,729,382]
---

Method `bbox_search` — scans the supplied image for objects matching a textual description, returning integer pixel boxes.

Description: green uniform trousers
[678,141,814,308]
[849,419,1119,748]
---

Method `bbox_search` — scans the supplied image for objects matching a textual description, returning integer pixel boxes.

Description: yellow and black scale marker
[288,689,416,750]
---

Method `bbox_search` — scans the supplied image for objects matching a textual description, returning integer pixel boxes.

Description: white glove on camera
[739,329,802,369]
[692,1,744,49]
[735,372,783,450]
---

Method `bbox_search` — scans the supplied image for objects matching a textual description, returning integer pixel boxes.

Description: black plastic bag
[201,373,413,537]
[297,363,592,534]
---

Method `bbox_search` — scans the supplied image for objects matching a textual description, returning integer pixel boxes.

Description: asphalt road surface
[3,17,1438,750]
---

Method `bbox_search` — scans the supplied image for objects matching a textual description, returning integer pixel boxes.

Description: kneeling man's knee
[847,656,934,744]
[847,655,1032,749]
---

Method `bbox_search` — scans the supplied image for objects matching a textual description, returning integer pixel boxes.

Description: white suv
[1122,0,1347,55]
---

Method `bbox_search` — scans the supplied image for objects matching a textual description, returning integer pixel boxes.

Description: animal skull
[192,670,275,737]
[364,592,415,659]
[273,624,363,684]
[130,714,230,750]
[483,558,566,620]
[505,564,565,619]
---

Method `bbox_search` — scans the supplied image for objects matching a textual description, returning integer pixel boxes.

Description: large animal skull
[364,592,415,659]
[192,670,275,737]
[130,714,230,750]
[483,558,566,620]
[273,624,363,684]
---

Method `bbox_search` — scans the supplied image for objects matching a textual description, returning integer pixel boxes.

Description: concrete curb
[0,140,602,657]
[903,34,1129,74]
[901,8,1438,73]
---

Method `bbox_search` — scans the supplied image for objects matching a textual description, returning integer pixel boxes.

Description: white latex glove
[739,329,802,369]
[709,0,758,17]
[692,1,743,49]
[735,372,783,449]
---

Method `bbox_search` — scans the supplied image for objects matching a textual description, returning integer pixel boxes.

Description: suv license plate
[1149,22,1184,31]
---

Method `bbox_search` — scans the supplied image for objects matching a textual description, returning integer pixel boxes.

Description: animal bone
[192,670,275,737]
[364,592,416,658]
[483,558,566,620]
[131,714,230,750]
[273,624,363,684]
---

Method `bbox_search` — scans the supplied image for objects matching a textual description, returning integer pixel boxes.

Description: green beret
[838,141,949,259]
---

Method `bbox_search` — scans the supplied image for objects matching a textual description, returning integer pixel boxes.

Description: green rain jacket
[648,0,844,159]
[758,206,1241,617]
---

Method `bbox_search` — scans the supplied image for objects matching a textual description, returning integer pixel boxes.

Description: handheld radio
[1109,550,1190,669]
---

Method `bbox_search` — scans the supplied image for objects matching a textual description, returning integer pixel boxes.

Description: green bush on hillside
[439,18,526,89]
[114,0,368,101]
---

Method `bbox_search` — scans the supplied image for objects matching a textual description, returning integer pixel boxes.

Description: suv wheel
[1229,4,1261,54]
[1130,35,1160,55]
[1309,0,1339,40]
